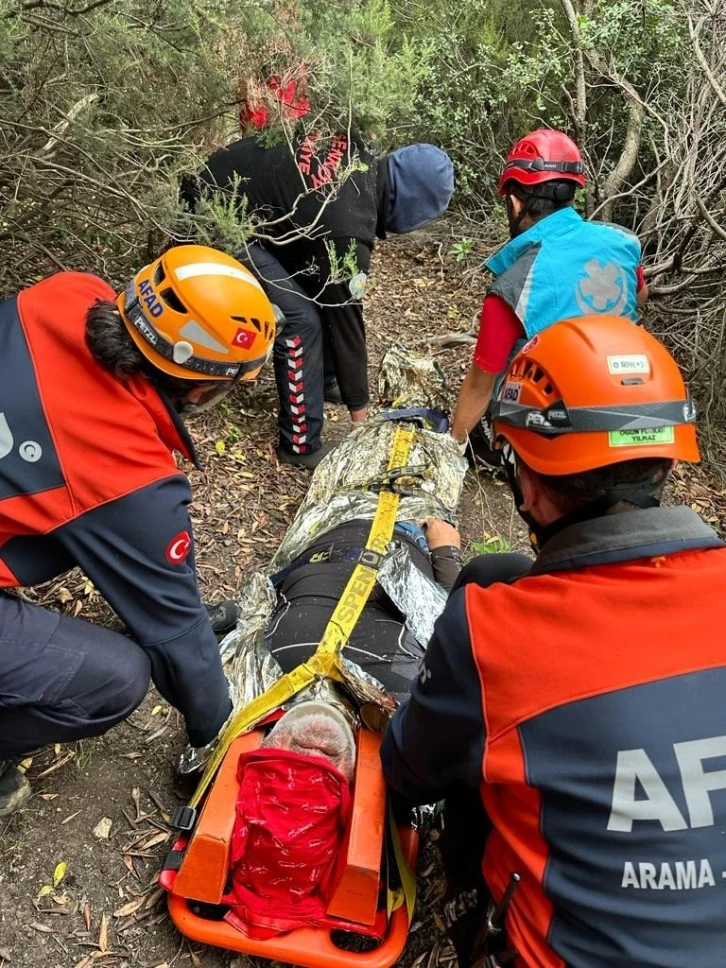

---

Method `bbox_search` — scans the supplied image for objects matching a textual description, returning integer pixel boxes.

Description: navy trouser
[241,244,332,456]
[0,592,150,758]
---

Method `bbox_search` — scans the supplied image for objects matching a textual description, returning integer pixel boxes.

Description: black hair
[504,179,576,221]
[538,458,673,514]
[85,300,210,399]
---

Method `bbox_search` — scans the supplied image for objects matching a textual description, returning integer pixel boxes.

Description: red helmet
[498,129,586,195]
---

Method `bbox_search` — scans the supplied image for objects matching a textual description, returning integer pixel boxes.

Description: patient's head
[261,701,357,781]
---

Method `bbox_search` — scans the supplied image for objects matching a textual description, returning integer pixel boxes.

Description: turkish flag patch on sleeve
[232,327,256,349]
[166,531,192,565]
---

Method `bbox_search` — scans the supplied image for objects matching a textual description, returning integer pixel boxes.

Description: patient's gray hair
[262,709,356,781]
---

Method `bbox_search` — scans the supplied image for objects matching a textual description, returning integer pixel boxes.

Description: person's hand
[424,517,461,551]
[451,431,468,454]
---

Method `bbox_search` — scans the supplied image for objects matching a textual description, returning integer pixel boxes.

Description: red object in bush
[223,747,351,939]
[240,72,310,130]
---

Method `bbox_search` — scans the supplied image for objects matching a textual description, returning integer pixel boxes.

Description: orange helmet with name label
[118,245,276,382]
[490,315,700,476]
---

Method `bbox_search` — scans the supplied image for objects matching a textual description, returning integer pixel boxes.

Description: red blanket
[224,747,351,938]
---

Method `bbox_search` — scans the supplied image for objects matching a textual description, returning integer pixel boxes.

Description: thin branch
[694,191,726,243]
[558,0,587,145]
[600,98,644,222]
[688,11,726,109]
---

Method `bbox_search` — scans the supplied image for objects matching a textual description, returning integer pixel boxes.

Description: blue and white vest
[487,207,641,339]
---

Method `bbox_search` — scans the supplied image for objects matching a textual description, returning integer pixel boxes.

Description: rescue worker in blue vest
[0,246,276,817]
[383,316,726,968]
[450,129,648,456]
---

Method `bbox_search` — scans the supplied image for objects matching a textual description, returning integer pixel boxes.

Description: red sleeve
[472,294,525,374]
[636,264,645,292]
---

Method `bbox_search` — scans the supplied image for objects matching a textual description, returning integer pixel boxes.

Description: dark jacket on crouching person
[382,507,726,968]
[180,133,453,462]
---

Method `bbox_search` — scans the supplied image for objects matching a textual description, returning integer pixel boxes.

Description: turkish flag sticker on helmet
[232,327,257,349]
[166,531,191,565]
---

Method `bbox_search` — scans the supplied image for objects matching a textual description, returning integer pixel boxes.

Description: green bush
[0,0,429,295]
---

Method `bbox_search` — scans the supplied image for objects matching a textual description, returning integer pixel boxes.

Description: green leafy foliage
[0,0,430,294]
[325,239,361,285]
[448,237,475,262]
[1,0,724,462]
[472,535,510,555]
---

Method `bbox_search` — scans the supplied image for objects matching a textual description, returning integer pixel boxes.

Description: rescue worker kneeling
[0,245,276,815]
[382,317,726,968]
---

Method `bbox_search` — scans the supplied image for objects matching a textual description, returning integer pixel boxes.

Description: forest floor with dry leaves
[1,234,725,968]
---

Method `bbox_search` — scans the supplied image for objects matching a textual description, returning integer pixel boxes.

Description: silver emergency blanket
[378,342,451,412]
[377,545,448,648]
[269,419,464,571]
[179,345,466,772]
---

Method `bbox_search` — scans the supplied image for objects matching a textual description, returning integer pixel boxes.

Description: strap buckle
[367,464,428,496]
[170,805,197,832]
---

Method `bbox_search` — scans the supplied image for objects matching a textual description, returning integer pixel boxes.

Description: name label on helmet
[609,427,674,448]
[139,279,164,319]
[607,354,650,375]
[502,382,522,403]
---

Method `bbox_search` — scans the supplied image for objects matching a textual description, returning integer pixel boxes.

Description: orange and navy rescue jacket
[382,507,726,968]
[0,272,230,747]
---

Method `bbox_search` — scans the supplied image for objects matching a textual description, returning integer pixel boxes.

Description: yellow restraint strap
[189,426,416,809]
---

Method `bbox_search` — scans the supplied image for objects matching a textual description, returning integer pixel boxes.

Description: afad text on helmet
[139,278,164,319]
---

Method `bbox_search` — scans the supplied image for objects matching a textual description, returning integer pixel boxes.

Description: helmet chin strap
[530,487,661,552]
[501,453,661,552]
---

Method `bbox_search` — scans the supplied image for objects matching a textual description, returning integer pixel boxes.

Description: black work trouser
[240,244,335,456]
[266,521,432,701]
[440,551,532,966]
[0,592,150,759]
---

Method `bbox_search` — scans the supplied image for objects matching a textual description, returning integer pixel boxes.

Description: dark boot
[204,600,239,639]
[276,442,332,470]
[0,760,31,817]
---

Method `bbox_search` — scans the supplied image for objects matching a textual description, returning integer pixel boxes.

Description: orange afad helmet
[118,245,276,382]
[490,315,700,476]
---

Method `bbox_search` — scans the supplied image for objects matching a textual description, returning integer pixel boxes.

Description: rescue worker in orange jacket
[383,317,726,968]
[0,246,276,817]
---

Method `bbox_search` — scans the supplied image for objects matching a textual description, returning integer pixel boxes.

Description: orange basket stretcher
[161,727,419,968]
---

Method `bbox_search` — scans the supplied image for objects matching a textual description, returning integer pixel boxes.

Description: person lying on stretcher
[218,515,463,939]
[176,347,468,941]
